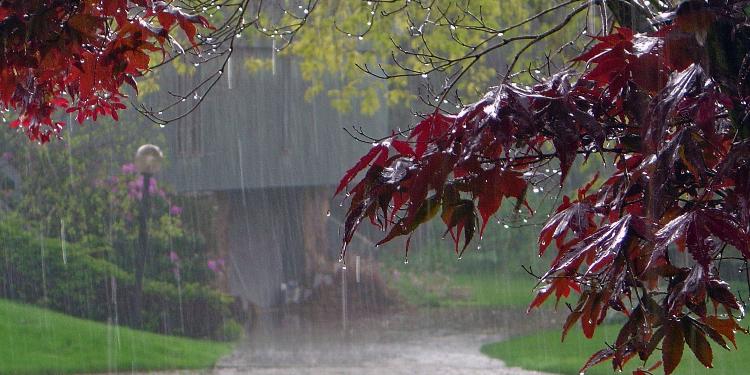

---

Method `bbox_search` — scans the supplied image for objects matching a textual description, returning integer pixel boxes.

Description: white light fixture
[134,144,163,175]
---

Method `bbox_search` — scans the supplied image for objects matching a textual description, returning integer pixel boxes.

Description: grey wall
[225,188,300,308]
[160,46,390,193]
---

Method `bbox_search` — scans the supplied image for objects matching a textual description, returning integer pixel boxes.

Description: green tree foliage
[246,0,587,115]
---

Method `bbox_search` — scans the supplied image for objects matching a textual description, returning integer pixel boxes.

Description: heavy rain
[1,1,750,375]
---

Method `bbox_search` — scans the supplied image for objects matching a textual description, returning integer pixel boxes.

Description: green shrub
[215,318,244,342]
[0,217,238,341]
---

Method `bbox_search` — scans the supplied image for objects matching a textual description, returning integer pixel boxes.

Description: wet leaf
[579,348,615,374]
[705,316,749,349]
[663,320,685,375]
[682,318,713,368]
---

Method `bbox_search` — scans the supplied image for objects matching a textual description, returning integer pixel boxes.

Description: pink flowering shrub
[95,164,216,285]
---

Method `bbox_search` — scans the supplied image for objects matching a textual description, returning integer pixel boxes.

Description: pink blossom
[127,180,141,200]
[126,176,159,200]
[168,251,180,263]
[169,205,183,216]
[121,163,137,174]
[207,258,225,273]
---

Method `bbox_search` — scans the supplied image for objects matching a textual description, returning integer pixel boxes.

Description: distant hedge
[0,218,240,341]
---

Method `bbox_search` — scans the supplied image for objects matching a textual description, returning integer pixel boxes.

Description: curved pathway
[212,308,561,375]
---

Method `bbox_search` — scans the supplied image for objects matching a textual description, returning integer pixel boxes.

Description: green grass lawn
[390,270,541,308]
[482,323,750,374]
[0,299,234,374]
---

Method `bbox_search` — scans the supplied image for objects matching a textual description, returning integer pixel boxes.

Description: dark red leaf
[476,168,526,236]
[391,139,416,157]
[663,320,685,375]
[441,199,476,255]
[579,348,615,374]
[549,214,651,276]
[538,200,595,255]
[704,316,748,349]
[652,209,749,270]
[335,145,387,195]
[682,318,713,368]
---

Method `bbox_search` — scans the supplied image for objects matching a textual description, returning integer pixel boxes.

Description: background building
[160,45,394,312]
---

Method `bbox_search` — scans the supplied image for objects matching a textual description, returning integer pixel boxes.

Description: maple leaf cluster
[338,2,750,374]
[0,0,211,142]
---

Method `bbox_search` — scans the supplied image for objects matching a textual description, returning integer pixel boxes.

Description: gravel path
[209,307,561,375]
[213,332,551,375]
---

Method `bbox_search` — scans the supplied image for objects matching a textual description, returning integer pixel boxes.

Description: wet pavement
[210,307,562,375]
